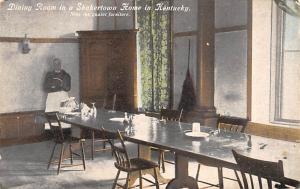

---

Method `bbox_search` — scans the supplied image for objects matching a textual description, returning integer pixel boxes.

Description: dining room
[0,0,299,189]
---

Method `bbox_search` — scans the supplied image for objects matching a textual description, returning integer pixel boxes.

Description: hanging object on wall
[178,39,196,112]
[0,0,7,6]
[274,0,300,17]
[21,34,31,54]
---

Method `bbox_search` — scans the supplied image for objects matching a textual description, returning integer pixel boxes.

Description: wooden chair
[160,108,183,122]
[217,115,248,133]
[102,93,117,110]
[103,129,160,189]
[232,150,288,189]
[45,112,86,175]
[82,94,117,160]
[153,108,183,173]
[195,115,248,188]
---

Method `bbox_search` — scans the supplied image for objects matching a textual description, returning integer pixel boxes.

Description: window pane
[284,14,300,50]
[281,52,300,121]
[280,14,300,121]
[214,31,248,118]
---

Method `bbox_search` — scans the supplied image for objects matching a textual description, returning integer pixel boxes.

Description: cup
[192,122,201,133]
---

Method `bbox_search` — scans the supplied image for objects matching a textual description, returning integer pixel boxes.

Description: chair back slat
[241,171,250,189]
[112,94,116,110]
[103,129,131,169]
[250,174,255,189]
[267,179,272,189]
[217,115,248,133]
[103,93,117,110]
[45,112,64,143]
[258,176,263,189]
[233,150,285,189]
[160,108,183,122]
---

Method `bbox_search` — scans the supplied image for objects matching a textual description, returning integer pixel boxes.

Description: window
[270,7,300,125]
[136,0,171,112]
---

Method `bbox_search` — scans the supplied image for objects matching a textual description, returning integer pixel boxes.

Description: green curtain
[137,0,171,112]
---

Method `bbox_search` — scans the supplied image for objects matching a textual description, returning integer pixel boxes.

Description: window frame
[270,4,300,126]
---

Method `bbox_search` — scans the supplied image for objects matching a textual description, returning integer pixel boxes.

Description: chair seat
[115,158,159,172]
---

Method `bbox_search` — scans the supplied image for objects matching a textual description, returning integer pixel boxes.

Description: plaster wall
[0,42,79,113]
[251,0,272,124]
[0,0,134,113]
[0,0,97,38]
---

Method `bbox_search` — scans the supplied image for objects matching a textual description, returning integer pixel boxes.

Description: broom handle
[188,39,191,69]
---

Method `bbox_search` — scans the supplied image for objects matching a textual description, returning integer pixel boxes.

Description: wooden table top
[61,110,300,186]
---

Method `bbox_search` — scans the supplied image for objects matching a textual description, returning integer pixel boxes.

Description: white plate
[184,131,209,138]
[109,118,124,122]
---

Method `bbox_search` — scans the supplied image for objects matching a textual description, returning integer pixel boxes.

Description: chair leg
[153,168,160,189]
[124,172,130,189]
[91,130,95,160]
[234,170,243,189]
[112,169,120,189]
[218,167,224,189]
[47,143,57,170]
[80,141,86,170]
[57,143,64,175]
[111,140,114,156]
[158,151,162,170]
[139,170,143,189]
[161,151,166,173]
[69,144,73,165]
[195,163,201,181]
[103,140,106,149]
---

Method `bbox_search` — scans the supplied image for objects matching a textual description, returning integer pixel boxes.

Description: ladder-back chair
[232,150,288,189]
[196,115,248,188]
[45,112,86,175]
[153,108,183,173]
[103,129,160,189]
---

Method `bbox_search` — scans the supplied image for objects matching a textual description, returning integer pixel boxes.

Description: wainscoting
[0,111,47,147]
[246,122,300,142]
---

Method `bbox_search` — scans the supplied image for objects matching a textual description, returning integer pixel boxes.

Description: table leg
[166,153,198,189]
[127,144,170,187]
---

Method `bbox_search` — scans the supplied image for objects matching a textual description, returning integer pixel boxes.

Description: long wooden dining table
[60,109,300,189]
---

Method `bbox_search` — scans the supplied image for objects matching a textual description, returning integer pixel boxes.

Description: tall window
[136,0,171,112]
[271,8,300,125]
